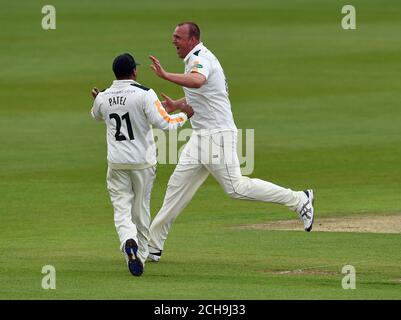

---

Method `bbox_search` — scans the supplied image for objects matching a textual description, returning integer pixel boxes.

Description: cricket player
[147,22,315,262]
[91,53,193,276]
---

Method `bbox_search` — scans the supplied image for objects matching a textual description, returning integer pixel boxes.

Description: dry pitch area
[235,214,401,234]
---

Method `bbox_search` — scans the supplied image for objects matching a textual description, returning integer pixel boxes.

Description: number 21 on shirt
[109,112,135,141]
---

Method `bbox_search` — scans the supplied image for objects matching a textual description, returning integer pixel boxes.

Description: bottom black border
[0,300,399,318]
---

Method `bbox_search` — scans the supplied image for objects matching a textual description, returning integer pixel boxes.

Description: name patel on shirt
[108,96,127,107]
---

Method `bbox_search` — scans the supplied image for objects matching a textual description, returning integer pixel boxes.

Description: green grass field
[1,0,401,299]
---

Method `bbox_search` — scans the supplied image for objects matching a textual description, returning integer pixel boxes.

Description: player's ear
[133,68,137,79]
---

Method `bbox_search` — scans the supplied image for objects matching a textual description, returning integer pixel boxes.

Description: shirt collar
[112,79,137,85]
[183,42,204,63]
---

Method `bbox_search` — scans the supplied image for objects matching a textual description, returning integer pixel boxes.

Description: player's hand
[180,103,194,119]
[91,87,99,99]
[161,93,179,113]
[149,55,168,79]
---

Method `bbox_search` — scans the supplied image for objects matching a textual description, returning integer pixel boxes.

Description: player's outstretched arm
[144,89,192,131]
[161,93,187,113]
[149,56,206,88]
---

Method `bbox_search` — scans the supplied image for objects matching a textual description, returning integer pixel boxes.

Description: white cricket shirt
[183,42,237,133]
[91,79,188,168]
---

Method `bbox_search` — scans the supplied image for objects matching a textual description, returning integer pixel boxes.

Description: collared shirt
[183,42,237,134]
[91,79,187,168]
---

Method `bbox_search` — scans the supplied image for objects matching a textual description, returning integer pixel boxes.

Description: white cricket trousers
[107,166,156,263]
[149,130,304,251]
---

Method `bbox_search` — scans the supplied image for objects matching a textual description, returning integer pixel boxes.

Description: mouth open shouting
[172,24,199,59]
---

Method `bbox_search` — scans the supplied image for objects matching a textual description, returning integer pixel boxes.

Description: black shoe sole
[125,239,143,276]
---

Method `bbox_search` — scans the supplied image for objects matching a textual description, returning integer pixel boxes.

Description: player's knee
[167,173,186,189]
[224,181,243,199]
[224,177,250,199]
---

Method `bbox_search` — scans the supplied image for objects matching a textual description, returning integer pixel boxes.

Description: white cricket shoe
[147,246,162,262]
[297,189,315,232]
